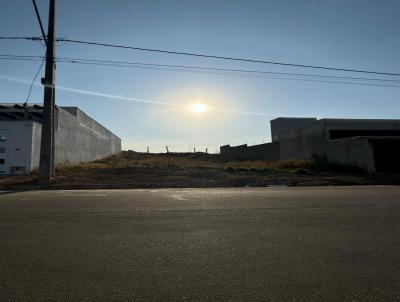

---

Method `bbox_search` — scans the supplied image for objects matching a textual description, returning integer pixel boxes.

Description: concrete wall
[246,142,280,160]
[277,119,327,160]
[55,107,121,165]
[31,122,42,171]
[0,106,121,174]
[0,107,122,173]
[327,137,375,172]
[270,117,317,142]
[220,144,248,161]
[274,118,400,171]
[324,119,400,132]
[221,117,400,172]
[220,142,279,161]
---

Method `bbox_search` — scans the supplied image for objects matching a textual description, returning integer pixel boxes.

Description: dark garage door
[372,140,400,173]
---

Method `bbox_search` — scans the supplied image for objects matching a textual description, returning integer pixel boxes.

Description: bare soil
[0,151,399,190]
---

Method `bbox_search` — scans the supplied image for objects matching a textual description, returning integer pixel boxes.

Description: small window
[0,159,5,165]
[15,166,25,171]
[0,147,5,153]
[0,136,6,142]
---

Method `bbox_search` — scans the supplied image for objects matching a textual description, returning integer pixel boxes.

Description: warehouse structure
[221,117,400,173]
[0,104,121,175]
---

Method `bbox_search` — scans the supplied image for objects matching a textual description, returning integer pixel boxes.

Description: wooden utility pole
[39,0,56,183]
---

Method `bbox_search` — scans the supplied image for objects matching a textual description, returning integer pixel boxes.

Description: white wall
[0,121,36,175]
[0,107,121,175]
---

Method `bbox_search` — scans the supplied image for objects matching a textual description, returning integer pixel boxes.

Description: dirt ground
[0,151,399,190]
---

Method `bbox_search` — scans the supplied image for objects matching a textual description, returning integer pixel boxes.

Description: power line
[31,0,48,48]
[56,38,400,77]
[0,54,43,59]
[58,57,400,83]
[0,36,41,40]
[59,60,400,88]
[0,56,41,63]
[24,56,45,104]
[1,36,400,77]
[1,55,400,88]
[1,54,400,85]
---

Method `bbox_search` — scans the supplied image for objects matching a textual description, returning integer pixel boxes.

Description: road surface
[0,186,399,301]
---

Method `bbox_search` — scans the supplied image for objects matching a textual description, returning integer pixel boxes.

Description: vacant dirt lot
[0,151,399,189]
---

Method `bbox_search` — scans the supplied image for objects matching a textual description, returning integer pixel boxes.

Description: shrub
[225,166,235,173]
[293,168,311,175]
[224,159,312,172]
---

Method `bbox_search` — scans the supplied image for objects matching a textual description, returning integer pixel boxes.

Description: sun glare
[190,103,207,113]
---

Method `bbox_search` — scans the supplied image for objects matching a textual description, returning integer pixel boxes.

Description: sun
[190,103,207,113]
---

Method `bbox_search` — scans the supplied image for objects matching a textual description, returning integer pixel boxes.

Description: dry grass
[56,152,221,173]
[225,159,313,172]
[0,152,391,189]
[56,162,110,172]
[25,152,361,176]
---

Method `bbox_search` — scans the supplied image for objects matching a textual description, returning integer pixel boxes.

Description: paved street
[0,186,399,301]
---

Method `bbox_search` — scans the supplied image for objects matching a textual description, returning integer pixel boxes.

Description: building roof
[0,103,76,123]
[0,103,46,123]
[0,103,120,139]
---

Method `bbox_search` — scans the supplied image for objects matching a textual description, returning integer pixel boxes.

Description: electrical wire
[31,0,48,48]
[1,56,400,87]
[1,36,400,77]
[0,36,41,40]
[59,60,400,88]
[1,54,400,87]
[24,56,45,104]
[55,38,400,77]
[57,57,400,83]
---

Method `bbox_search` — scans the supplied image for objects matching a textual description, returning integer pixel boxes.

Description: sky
[1,0,399,152]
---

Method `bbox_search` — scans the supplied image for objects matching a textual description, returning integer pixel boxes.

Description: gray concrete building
[221,117,400,172]
[0,104,121,175]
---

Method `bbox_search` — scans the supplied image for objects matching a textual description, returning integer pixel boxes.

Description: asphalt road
[0,186,399,301]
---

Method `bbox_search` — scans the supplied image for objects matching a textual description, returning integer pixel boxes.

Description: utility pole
[39,0,56,183]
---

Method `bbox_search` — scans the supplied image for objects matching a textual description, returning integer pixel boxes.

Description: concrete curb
[1,181,397,191]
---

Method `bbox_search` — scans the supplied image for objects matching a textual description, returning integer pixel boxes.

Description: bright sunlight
[190,103,207,113]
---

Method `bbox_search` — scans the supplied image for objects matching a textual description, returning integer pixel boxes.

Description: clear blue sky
[1,0,399,152]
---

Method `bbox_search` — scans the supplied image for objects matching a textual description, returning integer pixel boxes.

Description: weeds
[223,156,367,175]
[224,159,313,173]
[56,151,220,173]
[51,152,365,176]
